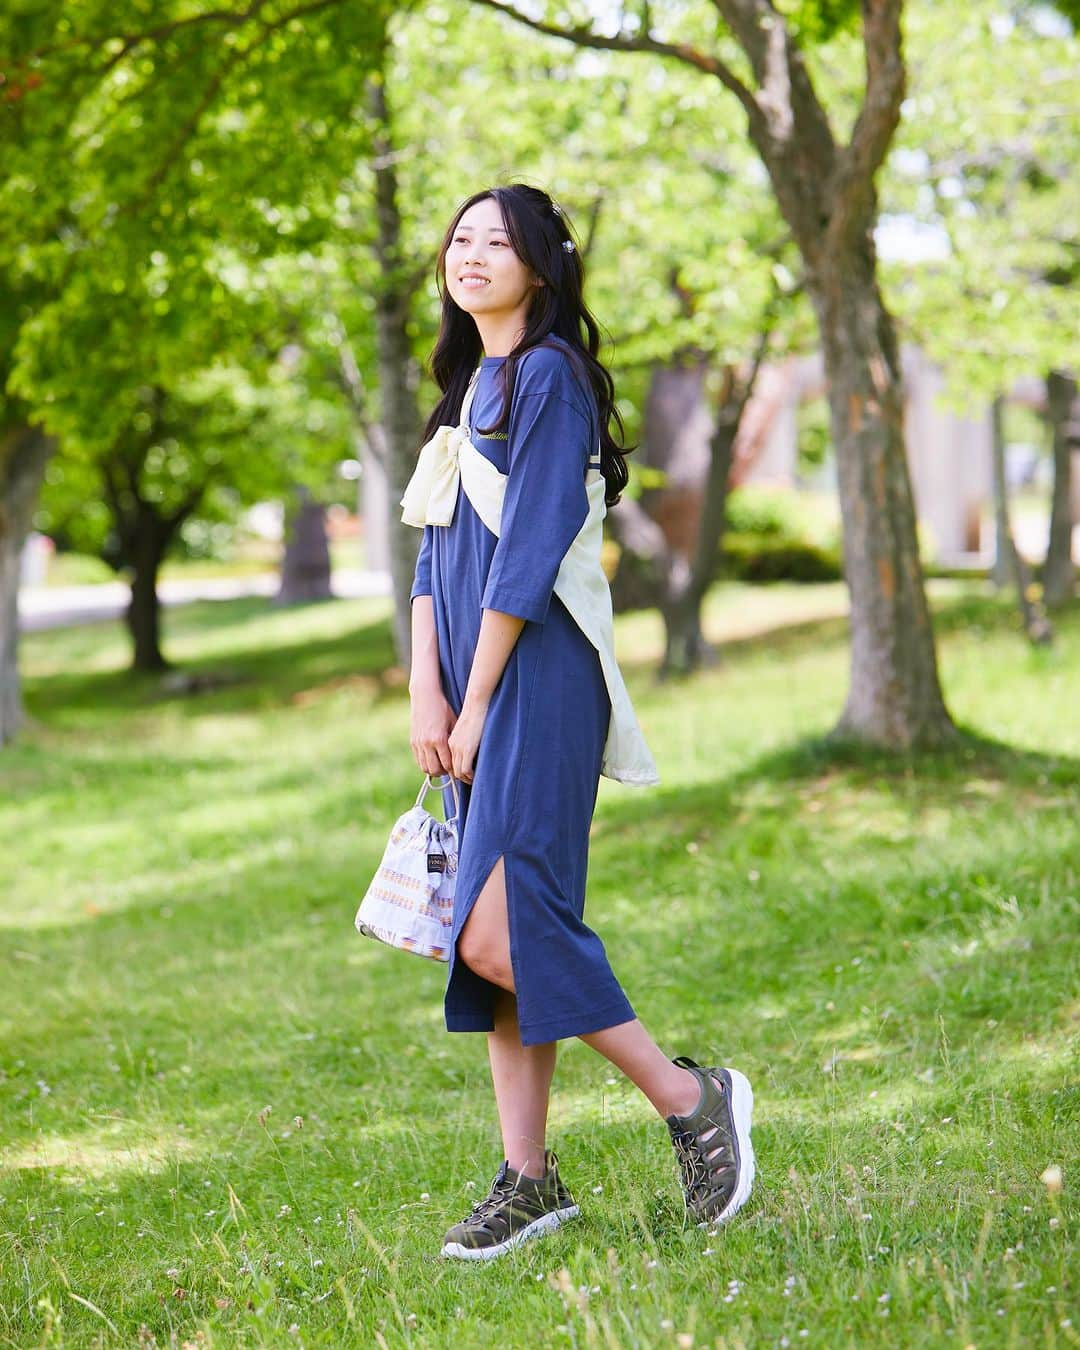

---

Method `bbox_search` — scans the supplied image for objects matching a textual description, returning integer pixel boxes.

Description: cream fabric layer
[401,367,659,787]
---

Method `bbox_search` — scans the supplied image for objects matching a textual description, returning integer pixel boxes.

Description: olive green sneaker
[441,1149,580,1260]
[666,1056,755,1225]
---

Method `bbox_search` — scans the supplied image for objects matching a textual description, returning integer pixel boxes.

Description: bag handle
[415,771,461,825]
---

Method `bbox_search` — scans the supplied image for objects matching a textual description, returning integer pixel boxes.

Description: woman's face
[445,197,540,320]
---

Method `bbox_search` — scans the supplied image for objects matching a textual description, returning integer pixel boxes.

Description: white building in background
[735,343,1078,566]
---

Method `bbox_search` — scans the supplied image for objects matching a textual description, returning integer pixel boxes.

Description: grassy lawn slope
[1,583,1076,1347]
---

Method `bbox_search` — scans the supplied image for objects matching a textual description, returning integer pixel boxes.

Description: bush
[724,486,803,538]
[722,532,843,583]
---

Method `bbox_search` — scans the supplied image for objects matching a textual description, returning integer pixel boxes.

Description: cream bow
[400,423,470,528]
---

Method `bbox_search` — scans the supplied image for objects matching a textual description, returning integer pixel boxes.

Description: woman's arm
[409,595,456,777]
[449,606,525,784]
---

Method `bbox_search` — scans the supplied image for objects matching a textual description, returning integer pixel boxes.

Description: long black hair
[420,183,635,508]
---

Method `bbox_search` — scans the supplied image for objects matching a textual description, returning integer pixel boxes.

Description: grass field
[1,583,1076,1347]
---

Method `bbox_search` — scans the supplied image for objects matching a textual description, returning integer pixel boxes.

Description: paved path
[17,570,392,633]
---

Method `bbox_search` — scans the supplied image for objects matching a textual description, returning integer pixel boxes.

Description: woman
[405,183,755,1260]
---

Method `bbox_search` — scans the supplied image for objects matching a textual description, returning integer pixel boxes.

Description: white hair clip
[562,239,575,253]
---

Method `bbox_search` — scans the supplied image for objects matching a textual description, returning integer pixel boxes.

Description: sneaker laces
[671,1125,735,1204]
[463,1166,518,1225]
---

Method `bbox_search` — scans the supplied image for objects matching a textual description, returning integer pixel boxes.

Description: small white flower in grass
[1040,1165,1062,1195]
[798,1332,808,1340]
[352,1181,361,1188]
[780,1339,790,1349]
[204,1211,216,1218]
[1048,1287,1057,1294]
[313,1259,323,1268]
[1049,1217,1060,1229]
[660,1319,674,1330]
[605,1077,617,1086]
[1013,1281,1024,1290]
[405,1313,417,1326]
[465,1181,477,1191]
[1061,1319,1072,1330]
[861,1213,872,1222]
[1022,1205,1032,1213]
[941,1117,952,1124]
[276,1260,284,1267]
[629,1283,637,1291]
[996,1310,1005,1318]
[592,1185,603,1194]
[420,1193,430,1202]
[877,1293,890,1304]
[703,1247,714,1255]
[935,1159,944,1167]
[165,1268,180,1279]
[647,1259,659,1269]
[677,1336,693,1350]
[288,1325,300,1336]
[278,1204,291,1216]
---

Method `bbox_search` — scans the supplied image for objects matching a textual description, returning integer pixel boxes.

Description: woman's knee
[458,916,514,989]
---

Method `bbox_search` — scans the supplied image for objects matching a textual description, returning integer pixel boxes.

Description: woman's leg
[458,858,556,1177]
[579,1020,705,1118]
[488,989,557,1178]
[457,859,704,1124]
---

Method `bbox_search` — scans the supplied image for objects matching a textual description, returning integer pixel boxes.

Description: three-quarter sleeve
[481,349,591,624]
[410,523,433,603]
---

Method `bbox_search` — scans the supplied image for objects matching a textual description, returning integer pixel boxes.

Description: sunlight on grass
[1,584,1076,1345]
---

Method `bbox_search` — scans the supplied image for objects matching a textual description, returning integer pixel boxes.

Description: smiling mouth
[459,276,490,287]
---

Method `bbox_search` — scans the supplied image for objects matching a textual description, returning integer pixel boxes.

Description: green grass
[1,583,1076,1347]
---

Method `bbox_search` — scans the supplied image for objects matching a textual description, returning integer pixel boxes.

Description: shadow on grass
[23,601,400,723]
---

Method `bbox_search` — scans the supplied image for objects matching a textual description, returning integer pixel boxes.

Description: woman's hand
[410,684,457,778]
[448,696,489,784]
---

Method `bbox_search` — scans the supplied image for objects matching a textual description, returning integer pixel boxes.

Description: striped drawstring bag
[354,773,459,963]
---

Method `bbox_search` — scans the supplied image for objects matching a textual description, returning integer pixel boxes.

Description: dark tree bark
[0,423,54,745]
[991,395,1052,646]
[101,432,205,672]
[276,488,333,605]
[611,356,756,677]
[1043,369,1077,610]
[126,512,171,671]
[367,67,425,671]
[474,0,955,747]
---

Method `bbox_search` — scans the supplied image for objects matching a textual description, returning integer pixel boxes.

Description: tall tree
[1041,369,1076,610]
[466,0,953,747]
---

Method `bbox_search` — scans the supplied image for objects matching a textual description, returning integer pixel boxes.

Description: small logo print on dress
[427,853,447,873]
[480,431,508,439]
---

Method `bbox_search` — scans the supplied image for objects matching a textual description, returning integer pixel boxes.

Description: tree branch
[468,0,763,131]
[826,0,905,246]
[12,1,269,69]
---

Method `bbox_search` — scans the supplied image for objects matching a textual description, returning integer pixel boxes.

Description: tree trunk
[126,511,171,672]
[0,423,54,745]
[806,245,954,747]
[610,356,747,677]
[368,72,424,672]
[276,488,333,605]
[1043,369,1076,610]
[991,395,1052,645]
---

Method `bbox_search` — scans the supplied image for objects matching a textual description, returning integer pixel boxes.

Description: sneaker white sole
[440,1203,580,1261]
[700,1068,756,1227]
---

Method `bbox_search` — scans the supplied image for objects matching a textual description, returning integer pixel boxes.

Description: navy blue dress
[410,339,636,1046]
